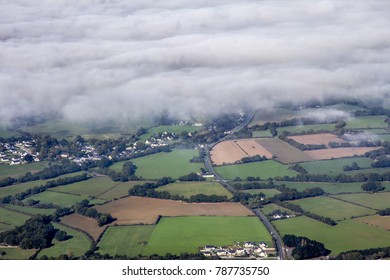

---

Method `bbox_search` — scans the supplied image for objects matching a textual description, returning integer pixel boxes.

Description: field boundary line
[95,182,122,198]
[327,195,379,211]
[57,221,96,245]
[0,204,34,217]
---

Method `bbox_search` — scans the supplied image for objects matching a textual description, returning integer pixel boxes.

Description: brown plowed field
[256,138,313,164]
[354,215,390,231]
[288,133,347,147]
[94,196,254,225]
[304,147,379,160]
[61,214,106,241]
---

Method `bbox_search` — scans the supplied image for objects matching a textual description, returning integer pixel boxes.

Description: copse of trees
[378,208,390,216]
[283,234,331,260]
[234,155,267,164]
[72,200,116,227]
[0,215,56,249]
[371,158,390,168]
[178,172,206,182]
[361,181,384,192]
[343,162,360,171]
[334,247,390,260]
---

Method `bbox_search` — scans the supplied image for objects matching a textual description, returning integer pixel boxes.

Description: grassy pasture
[345,116,388,129]
[97,225,156,257]
[243,189,281,197]
[25,191,106,208]
[52,176,118,197]
[290,196,376,221]
[0,162,48,179]
[140,125,202,140]
[277,181,370,194]
[249,108,297,127]
[143,216,272,256]
[215,160,297,180]
[252,130,272,137]
[332,193,390,210]
[3,204,56,216]
[156,181,232,198]
[0,247,36,260]
[260,203,295,216]
[277,123,336,134]
[0,207,30,232]
[344,167,390,175]
[97,181,144,200]
[0,126,18,138]
[0,171,86,198]
[37,223,91,258]
[299,158,373,175]
[132,149,204,179]
[273,216,390,255]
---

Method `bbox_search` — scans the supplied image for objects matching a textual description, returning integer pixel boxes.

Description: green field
[156,181,232,198]
[344,167,390,175]
[0,126,18,138]
[0,207,30,232]
[0,247,36,260]
[345,116,388,129]
[140,125,202,140]
[260,203,295,216]
[3,204,56,216]
[332,192,390,210]
[97,225,156,257]
[273,216,390,255]
[299,158,373,175]
[132,149,204,179]
[0,171,86,198]
[37,223,91,258]
[243,189,281,198]
[249,108,297,127]
[215,160,297,180]
[0,162,48,179]
[143,216,273,256]
[277,181,373,194]
[277,123,336,134]
[97,181,144,200]
[25,191,106,208]
[291,196,376,221]
[52,176,118,197]
[252,130,272,138]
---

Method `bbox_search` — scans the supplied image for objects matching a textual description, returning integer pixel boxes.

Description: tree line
[1,173,89,205]
[276,201,337,226]
[128,177,228,203]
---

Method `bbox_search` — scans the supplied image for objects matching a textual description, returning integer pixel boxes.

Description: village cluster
[0,140,39,165]
[200,241,276,259]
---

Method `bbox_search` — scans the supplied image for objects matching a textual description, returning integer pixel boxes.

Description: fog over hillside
[1,0,390,126]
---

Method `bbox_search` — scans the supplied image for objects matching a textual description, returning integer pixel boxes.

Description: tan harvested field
[236,140,273,158]
[94,196,254,225]
[288,133,346,147]
[354,215,390,231]
[210,140,247,165]
[304,147,379,160]
[256,138,313,164]
[61,214,105,241]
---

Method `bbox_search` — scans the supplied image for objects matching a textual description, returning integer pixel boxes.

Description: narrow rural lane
[203,110,286,260]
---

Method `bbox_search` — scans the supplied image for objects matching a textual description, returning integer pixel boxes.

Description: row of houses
[200,242,276,259]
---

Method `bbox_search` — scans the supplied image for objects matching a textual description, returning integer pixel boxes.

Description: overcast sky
[1,0,390,125]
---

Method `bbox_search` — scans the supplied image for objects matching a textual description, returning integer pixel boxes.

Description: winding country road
[203,110,286,260]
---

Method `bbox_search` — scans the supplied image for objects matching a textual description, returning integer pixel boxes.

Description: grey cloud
[1,0,390,126]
